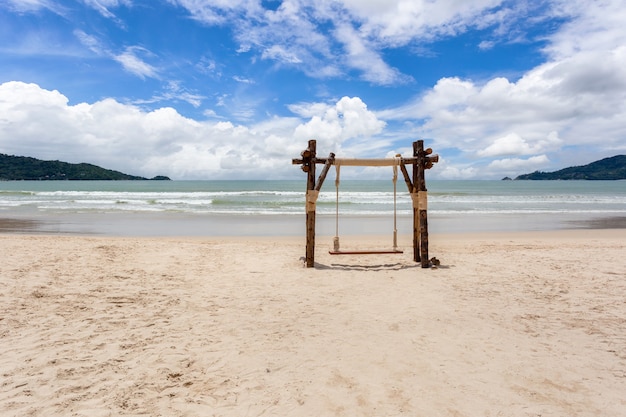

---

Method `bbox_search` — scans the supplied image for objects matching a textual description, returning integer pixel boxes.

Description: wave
[3,180,626,217]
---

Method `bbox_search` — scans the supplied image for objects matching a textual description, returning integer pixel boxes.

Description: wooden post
[411,142,420,264]
[304,140,317,267]
[416,140,430,268]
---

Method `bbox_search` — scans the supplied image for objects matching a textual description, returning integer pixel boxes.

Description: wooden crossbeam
[292,156,425,166]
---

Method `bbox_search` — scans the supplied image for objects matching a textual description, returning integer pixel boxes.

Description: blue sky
[1,0,625,180]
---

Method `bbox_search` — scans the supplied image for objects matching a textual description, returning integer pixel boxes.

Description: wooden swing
[329,160,403,255]
[292,140,439,268]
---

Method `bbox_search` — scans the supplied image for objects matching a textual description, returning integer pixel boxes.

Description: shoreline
[2,211,626,237]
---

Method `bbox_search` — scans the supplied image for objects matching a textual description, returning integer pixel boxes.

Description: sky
[1,0,625,180]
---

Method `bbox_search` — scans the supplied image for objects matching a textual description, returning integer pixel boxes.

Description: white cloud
[344,0,503,45]
[479,133,533,157]
[113,46,159,79]
[74,31,161,80]
[81,0,127,19]
[232,76,254,84]
[196,57,218,75]
[478,131,562,157]
[478,40,495,50]
[167,0,529,86]
[133,81,205,108]
[4,1,626,180]
[3,0,65,14]
[74,29,105,54]
[166,0,262,25]
[238,2,341,78]
[377,1,626,171]
[333,23,410,85]
[487,155,550,172]
[293,96,386,153]
[288,101,335,118]
[543,0,626,61]
[261,45,302,64]
[0,82,389,179]
[436,165,480,180]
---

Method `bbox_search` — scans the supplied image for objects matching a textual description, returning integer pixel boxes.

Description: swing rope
[393,162,398,251]
[333,165,341,252]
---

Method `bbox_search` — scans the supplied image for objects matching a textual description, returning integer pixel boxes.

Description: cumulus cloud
[487,155,550,172]
[478,131,562,157]
[377,0,626,177]
[435,164,480,180]
[344,0,504,45]
[293,97,386,153]
[0,82,388,179]
[4,1,626,180]
[543,0,626,61]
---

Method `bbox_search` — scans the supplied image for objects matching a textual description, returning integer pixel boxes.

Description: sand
[1,230,625,416]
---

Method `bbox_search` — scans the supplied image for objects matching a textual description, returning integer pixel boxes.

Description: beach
[1,229,625,416]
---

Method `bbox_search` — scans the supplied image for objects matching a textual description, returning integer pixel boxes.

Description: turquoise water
[1,180,626,216]
[1,180,625,235]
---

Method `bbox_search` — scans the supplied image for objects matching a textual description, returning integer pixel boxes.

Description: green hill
[515,155,626,180]
[0,153,170,181]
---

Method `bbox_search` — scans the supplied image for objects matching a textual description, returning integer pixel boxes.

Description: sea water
[1,180,625,235]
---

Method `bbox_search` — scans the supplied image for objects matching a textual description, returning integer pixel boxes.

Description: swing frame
[292,140,438,268]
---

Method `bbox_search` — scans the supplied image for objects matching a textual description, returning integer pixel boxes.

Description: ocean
[1,180,625,236]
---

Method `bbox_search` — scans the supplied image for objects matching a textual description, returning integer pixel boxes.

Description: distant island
[512,155,626,180]
[0,153,171,181]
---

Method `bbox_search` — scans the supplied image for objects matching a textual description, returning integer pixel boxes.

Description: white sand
[1,230,625,416]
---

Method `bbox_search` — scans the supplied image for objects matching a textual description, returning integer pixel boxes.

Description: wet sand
[2,211,626,237]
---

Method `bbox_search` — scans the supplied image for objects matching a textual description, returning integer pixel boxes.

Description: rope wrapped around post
[410,191,428,211]
[306,190,319,213]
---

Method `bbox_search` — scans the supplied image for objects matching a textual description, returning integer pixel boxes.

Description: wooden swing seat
[329,249,404,255]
